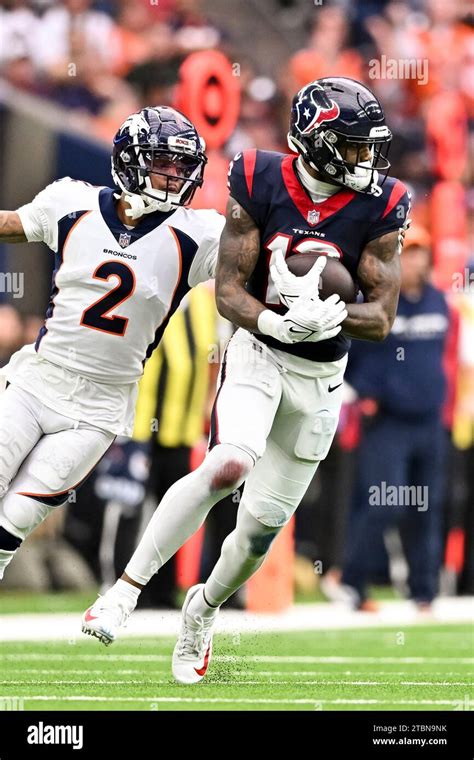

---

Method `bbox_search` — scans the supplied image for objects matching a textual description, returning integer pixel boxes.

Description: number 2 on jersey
[81,261,136,337]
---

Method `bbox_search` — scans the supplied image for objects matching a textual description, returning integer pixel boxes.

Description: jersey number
[81,261,136,337]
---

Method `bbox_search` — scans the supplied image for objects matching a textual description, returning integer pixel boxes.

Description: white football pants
[0,383,114,562]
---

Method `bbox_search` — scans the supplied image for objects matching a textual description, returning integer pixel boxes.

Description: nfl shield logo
[119,232,132,248]
[307,209,320,226]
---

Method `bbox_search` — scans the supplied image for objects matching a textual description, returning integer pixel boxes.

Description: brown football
[286,253,358,303]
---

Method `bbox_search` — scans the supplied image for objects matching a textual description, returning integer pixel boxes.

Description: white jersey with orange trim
[5,178,224,435]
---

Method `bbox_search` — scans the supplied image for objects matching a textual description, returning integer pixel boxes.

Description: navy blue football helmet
[112,106,207,214]
[288,77,392,196]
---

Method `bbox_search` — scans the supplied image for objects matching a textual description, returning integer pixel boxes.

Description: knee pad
[204,444,254,493]
[2,492,55,541]
[245,496,299,530]
[27,442,76,493]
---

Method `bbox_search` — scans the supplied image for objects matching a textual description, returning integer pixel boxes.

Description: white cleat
[172,584,218,684]
[81,591,136,646]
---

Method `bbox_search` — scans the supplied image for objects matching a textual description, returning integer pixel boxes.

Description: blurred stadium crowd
[0,0,473,609]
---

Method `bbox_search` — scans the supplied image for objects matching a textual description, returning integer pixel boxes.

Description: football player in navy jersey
[82,78,411,684]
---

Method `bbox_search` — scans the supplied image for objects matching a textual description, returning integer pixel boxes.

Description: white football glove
[270,249,325,308]
[258,291,347,345]
[286,291,348,343]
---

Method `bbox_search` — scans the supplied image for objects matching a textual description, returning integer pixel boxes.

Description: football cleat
[81,590,137,646]
[172,584,218,684]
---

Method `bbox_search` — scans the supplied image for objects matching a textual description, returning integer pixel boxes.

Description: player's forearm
[215,281,266,330]
[0,211,27,243]
[216,197,264,329]
[346,231,401,342]
[342,302,393,342]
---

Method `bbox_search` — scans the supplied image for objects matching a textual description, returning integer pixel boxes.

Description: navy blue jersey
[228,149,410,361]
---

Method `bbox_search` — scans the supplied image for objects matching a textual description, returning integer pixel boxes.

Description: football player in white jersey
[0,106,229,581]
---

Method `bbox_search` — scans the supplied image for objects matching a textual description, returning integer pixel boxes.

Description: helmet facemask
[130,137,207,212]
[288,125,392,197]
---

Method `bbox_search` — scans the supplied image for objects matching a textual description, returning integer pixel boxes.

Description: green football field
[0,624,472,711]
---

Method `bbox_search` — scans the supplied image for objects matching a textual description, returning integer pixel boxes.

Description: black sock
[0,527,22,551]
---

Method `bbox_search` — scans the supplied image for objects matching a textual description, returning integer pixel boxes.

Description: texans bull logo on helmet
[288,77,393,195]
[294,84,340,136]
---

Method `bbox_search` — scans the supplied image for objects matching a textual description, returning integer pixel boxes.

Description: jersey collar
[99,188,177,246]
[281,155,356,225]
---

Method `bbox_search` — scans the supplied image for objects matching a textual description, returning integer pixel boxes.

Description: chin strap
[342,166,382,196]
[123,192,173,220]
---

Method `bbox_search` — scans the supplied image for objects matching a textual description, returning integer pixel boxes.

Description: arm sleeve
[365,180,411,246]
[187,211,226,287]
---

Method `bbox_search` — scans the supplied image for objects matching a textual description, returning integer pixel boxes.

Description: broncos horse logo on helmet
[288,77,392,196]
[112,106,207,219]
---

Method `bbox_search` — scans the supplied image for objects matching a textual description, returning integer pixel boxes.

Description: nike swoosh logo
[328,383,343,393]
[194,643,211,676]
[288,325,310,335]
[84,609,98,622]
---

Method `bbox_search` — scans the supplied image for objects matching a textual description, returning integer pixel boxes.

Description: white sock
[186,587,219,620]
[125,445,253,586]
[111,578,141,602]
